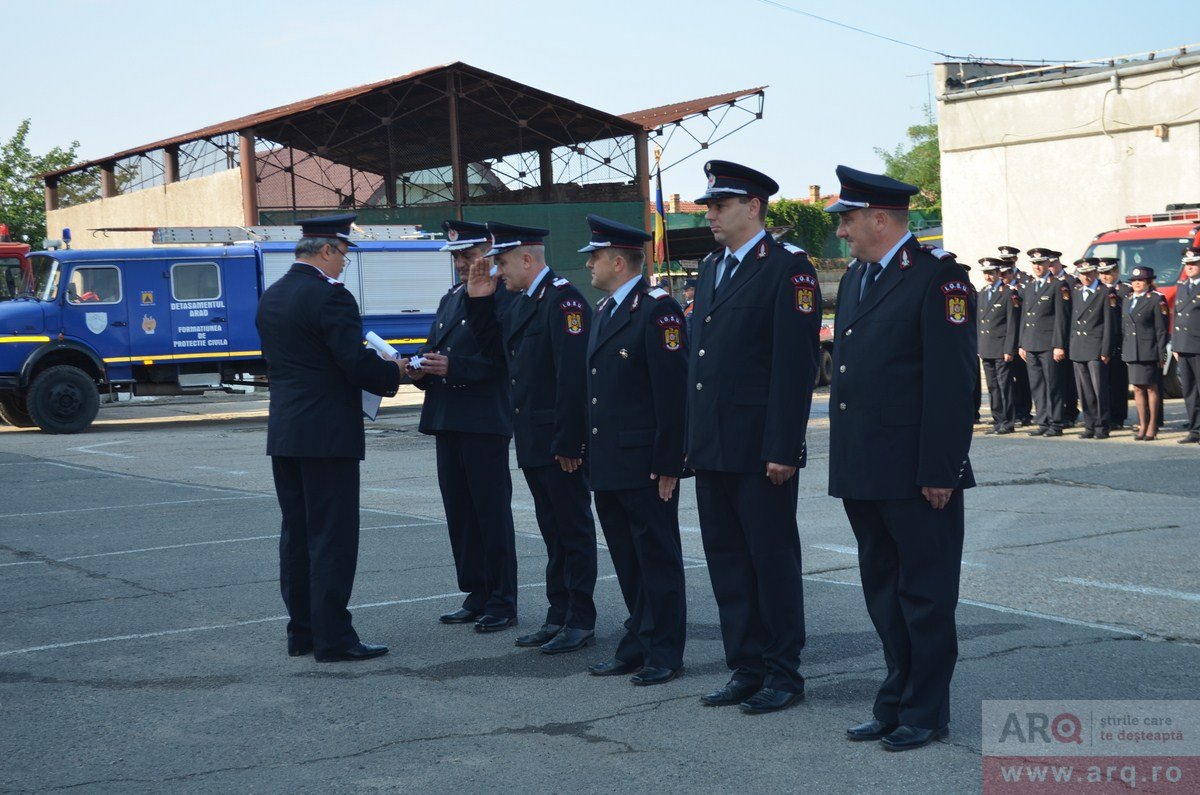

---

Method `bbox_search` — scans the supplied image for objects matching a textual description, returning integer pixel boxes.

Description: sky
[4,0,1191,203]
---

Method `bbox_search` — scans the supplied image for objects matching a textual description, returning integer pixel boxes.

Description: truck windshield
[1,257,27,300]
[26,255,61,302]
[1085,238,1190,285]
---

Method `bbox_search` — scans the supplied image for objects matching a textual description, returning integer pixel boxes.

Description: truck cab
[1083,203,1200,397]
[0,241,31,301]
[0,232,450,433]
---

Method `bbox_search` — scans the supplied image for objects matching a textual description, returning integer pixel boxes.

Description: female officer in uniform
[1121,266,1170,440]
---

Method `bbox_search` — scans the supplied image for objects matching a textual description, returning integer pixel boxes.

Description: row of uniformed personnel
[975,247,1200,442]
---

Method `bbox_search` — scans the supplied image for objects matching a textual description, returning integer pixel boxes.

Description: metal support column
[635,131,651,237]
[100,163,117,198]
[447,70,464,220]
[163,146,180,184]
[539,147,554,201]
[44,177,59,212]
[239,130,259,226]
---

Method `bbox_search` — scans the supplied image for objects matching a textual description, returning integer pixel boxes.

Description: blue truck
[0,229,451,433]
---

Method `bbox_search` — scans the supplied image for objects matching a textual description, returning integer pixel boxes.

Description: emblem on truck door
[85,312,108,334]
[142,315,157,335]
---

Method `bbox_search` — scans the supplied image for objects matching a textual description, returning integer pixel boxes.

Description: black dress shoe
[739,687,803,714]
[1080,429,1095,439]
[846,719,899,741]
[515,624,562,647]
[588,658,640,676]
[880,724,949,751]
[1177,435,1199,444]
[1095,429,1110,439]
[1044,428,1063,437]
[995,426,1014,435]
[474,615,517,633]
[314,642,389,663]
[287,637,313,657]
[700,679,762,706]
[1028,428,1047,437]
[984,427,998,435]
[440,607,483,624]
[631,666,682,686]
[540,627,595,654]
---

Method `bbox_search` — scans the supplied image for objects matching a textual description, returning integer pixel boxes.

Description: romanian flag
[653,149,667,268]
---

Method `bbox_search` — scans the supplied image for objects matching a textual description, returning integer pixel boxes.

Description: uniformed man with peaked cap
[686,160,820,714]
[1019,247,1072,436]
[256,213,405,662]
[464,222,600,654]
[1173,249,1200,443]
[578,214,689,686]
[1068,257,1117,438]
[998,261,1034,424]
[827,166,976,751]
[977,257,1020,434]
[1041,250,1080,425]
[411,220,519,631]
[1097,258,1130,427]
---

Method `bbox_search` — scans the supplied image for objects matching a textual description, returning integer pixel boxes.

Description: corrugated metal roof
[41,62,645,179]
[621,87,766,130]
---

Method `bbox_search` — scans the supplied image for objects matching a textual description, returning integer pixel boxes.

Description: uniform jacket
[1173,280,1200,355]
[256,262,401,460]
[976,280,1021,359]
[1121,290,1170,363]
[1019,277,1071,352]
[587,282,688,491]
[828,238,977,500]
[685,235,820,473]
[1068,281,1117,362]
[466,269,590,469]
[414,282,514,437]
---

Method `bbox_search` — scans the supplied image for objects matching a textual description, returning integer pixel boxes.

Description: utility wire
[751,0,1075,64]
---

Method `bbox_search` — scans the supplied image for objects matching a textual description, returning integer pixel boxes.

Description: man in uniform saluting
[687,160,821,714]
[578,214,689,686]
[256,213,404,662]
[413,220,518,632]
[826,166,976,751]
[465,223,599,654]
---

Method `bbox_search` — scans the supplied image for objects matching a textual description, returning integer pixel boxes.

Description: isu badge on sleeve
[561,298,585,335]
[941,281,971,325]
[792,273,817,314]
[657,314,683,350]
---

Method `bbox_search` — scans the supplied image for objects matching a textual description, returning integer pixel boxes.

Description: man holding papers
[256,214,404,663]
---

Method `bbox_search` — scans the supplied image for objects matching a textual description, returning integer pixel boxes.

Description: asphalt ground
[2,388,1199,793]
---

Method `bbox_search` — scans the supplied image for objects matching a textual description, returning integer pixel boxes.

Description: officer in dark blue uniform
[412,220,518,632]
[1046,251,1081,425]
[1173,249,1200,443]
[256,213,403,662]
[686,160,820,715]
[577,215,689,686]
[977,258,1020,434]
[1068,258,1117,438]
[826,167,976,751]
[998,260,1034,424]
[1098,259,1130,428]
[1019,248,1071,436]
[464,222,599,654]
[1122,266,1170,440]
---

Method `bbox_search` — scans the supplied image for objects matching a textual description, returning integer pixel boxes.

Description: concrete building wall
[46,169,244,249]
[938,55,1200,283]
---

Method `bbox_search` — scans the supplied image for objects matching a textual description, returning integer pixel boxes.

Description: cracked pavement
[1,390,1198,793]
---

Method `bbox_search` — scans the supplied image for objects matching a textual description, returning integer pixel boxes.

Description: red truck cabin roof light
[1124,209,1200,225]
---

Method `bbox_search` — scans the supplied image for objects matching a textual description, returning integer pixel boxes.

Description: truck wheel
[816,347,834,387]
[0,393,35,427]
[26,365,100,434]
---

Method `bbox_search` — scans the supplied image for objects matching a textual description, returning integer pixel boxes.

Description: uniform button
[845,328,853,336]
[511,379,516,386]
[698,349,705,357]
[439,322,444,328]
[460,319,466,325]
[839,365,846,373]
[511,349,516,357]
[591,398,597,404]
[445,346,451,352]
[514,407,520,414]
[591,367,597,375]
[696,383,703,391]
[839,402,847,410]
[592,427,598,435]
[705,316,712,323]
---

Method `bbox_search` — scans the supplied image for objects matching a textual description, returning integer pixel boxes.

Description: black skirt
[1127,361,1162,386]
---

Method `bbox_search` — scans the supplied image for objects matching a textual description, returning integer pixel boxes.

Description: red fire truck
[1082,203,1200,397]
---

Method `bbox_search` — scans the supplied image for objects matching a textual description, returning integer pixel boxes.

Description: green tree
[874,105,940,211]
[766,198,834,261]
[0,119,93,245]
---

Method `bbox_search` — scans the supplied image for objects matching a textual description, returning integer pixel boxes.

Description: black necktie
[716,254,737,295]
[860,261,882,300]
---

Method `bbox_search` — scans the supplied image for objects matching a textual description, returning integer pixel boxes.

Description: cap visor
[823,200,858,213]
[577,243,602,253]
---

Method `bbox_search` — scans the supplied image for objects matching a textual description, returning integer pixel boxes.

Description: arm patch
[560,297,585,335]
[941,281,970,325]
[656,313,683,350]
[791,273,817,313]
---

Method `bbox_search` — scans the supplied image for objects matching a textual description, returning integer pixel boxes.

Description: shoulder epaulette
[782,243,807,256]
[450,283,464,293]
[552,277,570,288]
[647,287,669,299]
[919,244,955,261]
